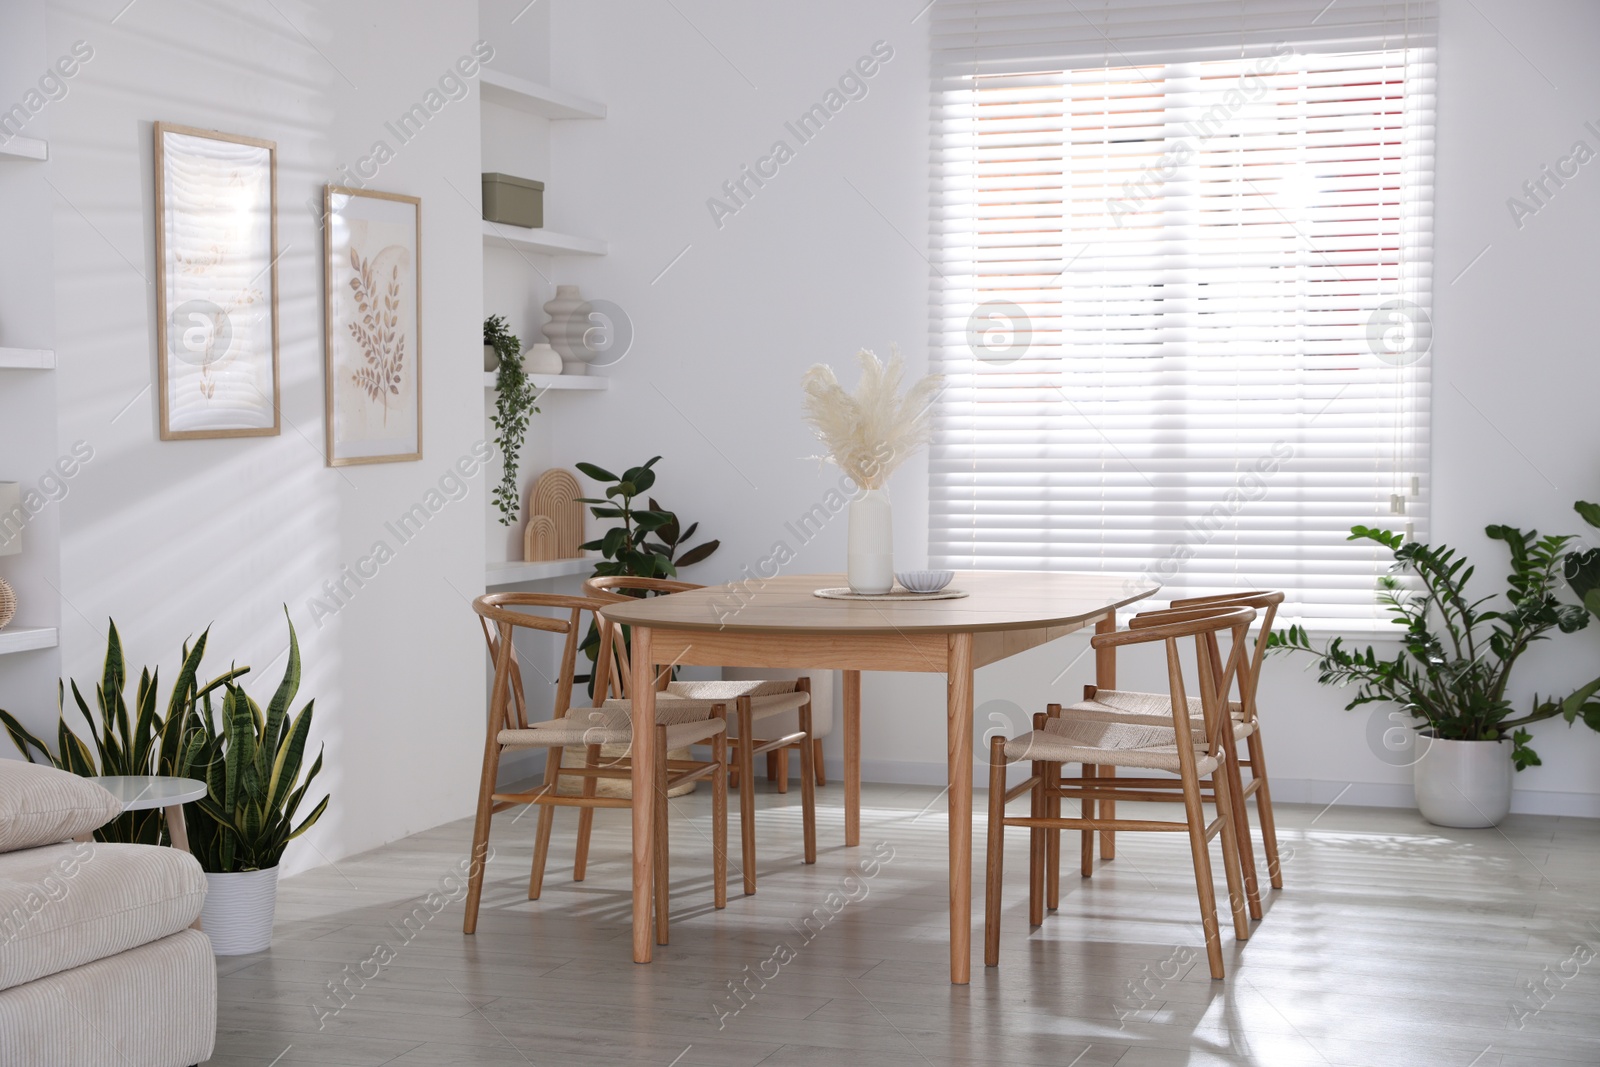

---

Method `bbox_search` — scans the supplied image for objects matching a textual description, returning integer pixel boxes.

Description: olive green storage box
[481,172,544,228]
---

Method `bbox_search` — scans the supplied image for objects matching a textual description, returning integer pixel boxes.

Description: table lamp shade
[0,482,18,557]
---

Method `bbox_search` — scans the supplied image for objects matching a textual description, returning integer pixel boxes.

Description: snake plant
[0,623,246,845]
[178,613,328,872]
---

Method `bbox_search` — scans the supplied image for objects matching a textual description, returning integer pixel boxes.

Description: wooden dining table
[598,570,1159,984]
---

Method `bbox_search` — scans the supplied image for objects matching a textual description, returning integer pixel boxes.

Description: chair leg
[1179,764,1225,980]
[654,724,670,946]
[1099,766,1117,860]
[1221,727,1262,920]
[767,750,781,786]
[1210,763,1251,943]
[1027,759,1045,927]
[573,744,600,882]
[737,698,758,895]
[1080,764,1097,878]
[798,707,817,865]
[529,745,563,900]
[984,736,1007,967]
[712,715,728,910]
[1045,766,1060,910]
[814,738,827,786]
[463,738,503,935]
[775,747,790,793]
[1248,729,1284,889]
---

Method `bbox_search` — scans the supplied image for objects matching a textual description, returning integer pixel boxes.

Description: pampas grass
[801,346,942,490]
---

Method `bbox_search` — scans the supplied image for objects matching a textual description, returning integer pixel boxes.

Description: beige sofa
[0,759,216,1066]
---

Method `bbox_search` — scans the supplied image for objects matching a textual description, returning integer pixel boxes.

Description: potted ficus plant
[1270,522,1594,827]
[485,315,541,526]
[178,612,328,954]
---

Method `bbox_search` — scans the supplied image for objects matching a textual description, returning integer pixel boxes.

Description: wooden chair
[984,606,1255,979]
[1061,591,1285,920]
[462,592,728,947]
[583,576,816,895]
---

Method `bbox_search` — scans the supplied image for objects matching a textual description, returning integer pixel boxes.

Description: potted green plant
[178,612,328,954]
[1270,523,1593,827]
[485,314,540,526]
[0,623,245,844]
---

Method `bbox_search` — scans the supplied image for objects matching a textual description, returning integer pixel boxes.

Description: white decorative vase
[0,577,14,629]
[484,344,500,372]
[201,867,280,955]
[847,488,894,594]
[1412,732,1512,828]
[542,285,588,375]
[523,342,563,376]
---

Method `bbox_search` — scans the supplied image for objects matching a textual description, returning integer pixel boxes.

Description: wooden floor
[203,779,1600,1066]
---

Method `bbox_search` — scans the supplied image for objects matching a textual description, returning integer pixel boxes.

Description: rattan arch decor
[523,468,584,561]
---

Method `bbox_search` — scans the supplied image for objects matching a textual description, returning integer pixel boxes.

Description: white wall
[34,0,490,874]
[544,0,1600,816]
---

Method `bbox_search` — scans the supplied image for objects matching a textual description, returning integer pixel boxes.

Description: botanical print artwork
[155,125,280,438]
[324,187,421,465]
[346,245,406,423]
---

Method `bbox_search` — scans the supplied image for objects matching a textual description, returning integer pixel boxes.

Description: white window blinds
[929,0,1436,625]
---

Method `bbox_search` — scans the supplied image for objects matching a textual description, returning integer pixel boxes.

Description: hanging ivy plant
[485,315,540,525]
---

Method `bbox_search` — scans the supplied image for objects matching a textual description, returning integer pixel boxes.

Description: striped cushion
[0,842,206,993]
[0,928,215,1066]
[0,761,121,853]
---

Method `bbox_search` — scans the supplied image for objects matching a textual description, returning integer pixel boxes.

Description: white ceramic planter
[201,867,280,955]
[1413,733,1513,827]
[484,344,500,372]
[847,488,894,594]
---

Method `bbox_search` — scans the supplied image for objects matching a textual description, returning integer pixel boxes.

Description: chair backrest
[1092,605,1257,759]
[472,592,611,736]
[581,576,703,696]
[1155,590,1283,723]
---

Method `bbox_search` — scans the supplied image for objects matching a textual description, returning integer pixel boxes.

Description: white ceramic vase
[542,285,588,375]
[847,488,894,594]
[483,344,500,372]
[201,867,280,955]
[1412,732,1512,827]
[523,343,563,375]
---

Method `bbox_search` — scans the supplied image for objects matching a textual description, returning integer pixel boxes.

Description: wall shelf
[483,372,608,392]
[482,220,606,257]
[480,69,605,120]
[0,348,54,369]
[486,558,592,587]
[0,627,58,655]
[0,137,47,162]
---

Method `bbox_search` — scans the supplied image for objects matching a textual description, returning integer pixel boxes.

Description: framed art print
[153,122,280,439]
[322,186,422,466]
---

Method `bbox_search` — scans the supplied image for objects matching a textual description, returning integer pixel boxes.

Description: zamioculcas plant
[0,623,245,844]
[1557,499,1600,730]
[1269,523,1593,769]
[179,614,328,872]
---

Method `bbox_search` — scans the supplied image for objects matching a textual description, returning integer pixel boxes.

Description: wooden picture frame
[322,185,423,466]
[153,122,280,439]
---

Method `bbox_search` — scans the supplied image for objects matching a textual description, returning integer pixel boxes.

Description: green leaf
[0,708,58,766]
[632,510,673,532]
[575,462,619,482]
[1576,500,1600,531]
[674,540,720,568]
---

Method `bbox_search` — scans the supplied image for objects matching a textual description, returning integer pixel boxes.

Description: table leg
[631,626,656,964]
[165,804,191,853]
[1095,612,1118,860]
[947,632,974,985]
[843,670,861,847]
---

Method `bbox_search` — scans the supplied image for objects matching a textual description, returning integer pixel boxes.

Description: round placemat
[813,587,969,601]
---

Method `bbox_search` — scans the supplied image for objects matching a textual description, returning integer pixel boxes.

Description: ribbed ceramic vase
[201,867,280,955]
[847,488,894,594]
[542,285,587,374]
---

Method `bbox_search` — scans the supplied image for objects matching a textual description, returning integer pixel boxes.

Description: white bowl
[896,570,954,594]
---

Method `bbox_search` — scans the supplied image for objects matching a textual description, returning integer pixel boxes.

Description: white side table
[91,775,208,853]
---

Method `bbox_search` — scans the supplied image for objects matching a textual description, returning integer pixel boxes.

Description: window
[930,1,1436,624]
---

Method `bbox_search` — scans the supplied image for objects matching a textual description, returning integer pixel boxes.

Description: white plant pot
[1412,733,1513,828]
[484,344,500,372]
[201,867,280,955]
[847,488,893,594]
